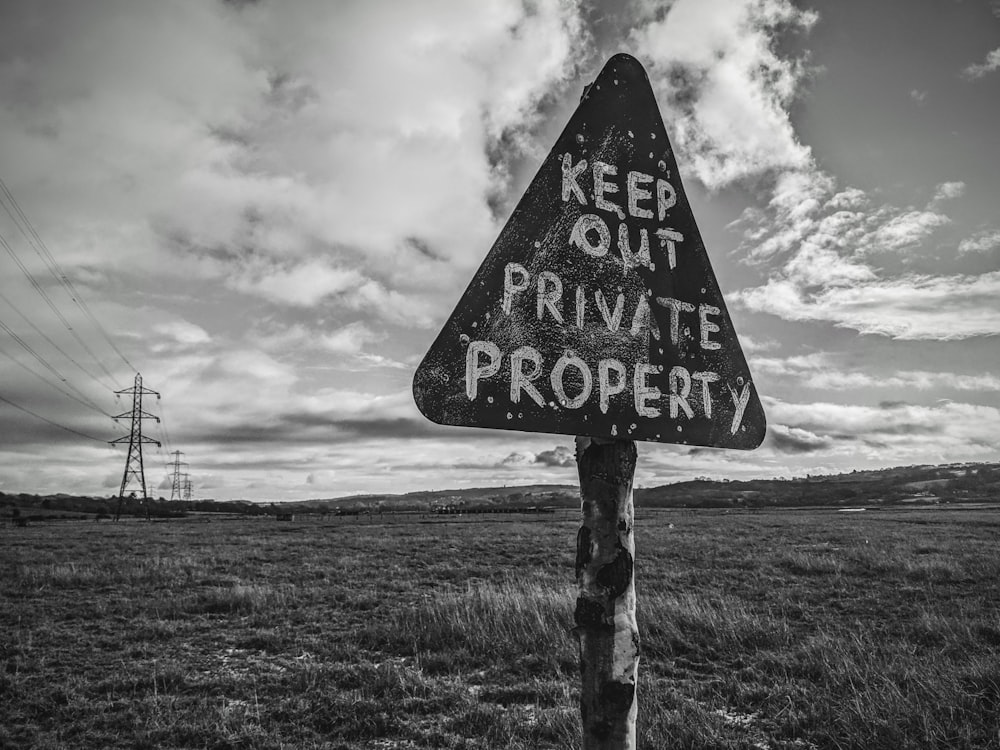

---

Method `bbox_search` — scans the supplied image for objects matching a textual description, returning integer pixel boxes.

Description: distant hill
[2,462,997,520]
[637,462,999,509]
[281,484,580,514]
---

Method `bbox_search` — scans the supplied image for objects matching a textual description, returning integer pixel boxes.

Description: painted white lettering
[691,370,720,419]
[551,354,593,409]
[593,161,623,218]
[633,363,661,418]
[503,262,530,315]
[618,224,651,271]
[536,271,563,324]
[656,296,695,344]
[668,366,693,419]
[510,346,545,407]
[595,290,624,332]
[598,359,626,414]
[655,228,683,270]
[561,154,587,205]
[466,341,500,400]
[728,383,751,435]
[575,285,586,328]
[657,179,677,220]
[699,304,721,350]
[627,171,654,219]
[570,213,611,258]
[629,294,659,340]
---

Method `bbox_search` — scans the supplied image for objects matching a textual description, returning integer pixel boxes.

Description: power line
[0,288,114,394]
[159,407,177,458]
[0,227,120,390]
[0,390,107,443]
[151,429,172,490]
[0,317,110,415]
[0,178,135,373]
[0,343,113,419]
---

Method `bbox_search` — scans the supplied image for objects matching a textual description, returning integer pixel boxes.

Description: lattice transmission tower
[169,450,187,502]
[183,473,193,502]
[111,373,161,520]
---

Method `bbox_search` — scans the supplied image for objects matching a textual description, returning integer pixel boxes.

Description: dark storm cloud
[0,403,115,449]
[686,447,711,457]
[534,446,575,467]
[187,413,448,446]
[767,426,831,454]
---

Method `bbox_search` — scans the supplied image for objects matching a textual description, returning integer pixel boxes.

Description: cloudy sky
[0,0,997,501]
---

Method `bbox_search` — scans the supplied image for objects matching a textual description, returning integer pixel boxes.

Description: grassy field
[2,506,1000,749]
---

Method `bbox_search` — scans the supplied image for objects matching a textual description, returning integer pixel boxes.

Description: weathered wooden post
[575,437,639,748]
[412,53,766,746]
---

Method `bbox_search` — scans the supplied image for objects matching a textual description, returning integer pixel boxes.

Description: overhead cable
[0,177,135,373]
[0,288,113,393]
[0,318,111,415]
[0,342,113,418]
[0,390,107,442]
[0,228,120,390]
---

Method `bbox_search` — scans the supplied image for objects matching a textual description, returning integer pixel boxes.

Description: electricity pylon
[111,373,161,520]
[169,450,187,502]
[183,473,193,502]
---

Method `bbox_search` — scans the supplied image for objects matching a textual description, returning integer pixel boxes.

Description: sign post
[413,53,766,749]
[574,436,639,748]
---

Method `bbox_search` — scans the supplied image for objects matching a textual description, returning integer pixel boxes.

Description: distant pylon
[183,473,193,502]
[110,373,161,521]
[169,451,187,501]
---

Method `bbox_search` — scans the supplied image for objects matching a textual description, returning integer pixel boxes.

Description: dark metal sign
[413,54,765,449]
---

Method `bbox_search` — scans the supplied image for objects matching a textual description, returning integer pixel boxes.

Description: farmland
[3,506,1000,749]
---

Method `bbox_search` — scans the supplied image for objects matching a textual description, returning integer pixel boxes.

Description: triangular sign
[413,54,766,449]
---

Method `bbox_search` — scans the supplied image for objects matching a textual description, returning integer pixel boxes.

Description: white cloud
[499,444,575,468]
[864,209,950,252]
[2,1,998,499]
[962,47,1000,80]
[764,396,1000,459]
[345,280,441,328]
[0,0,589,313]
[910,89,927,104]
[741,272,1000,340]
[931,181,965,204]
[247,320,409,370]
[958,229,1000,255]
[824,187,868,212]
[736,172,995,340]
[629,4,993,343]
[632,0,818,189]
[231,260,364,307]
[319,322,381,355]
[737,335,780,353]
[151,321,211,350]
[752,354,1000,392]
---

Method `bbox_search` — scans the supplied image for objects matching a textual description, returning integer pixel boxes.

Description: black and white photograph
[2,1,998,747]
